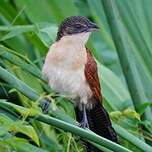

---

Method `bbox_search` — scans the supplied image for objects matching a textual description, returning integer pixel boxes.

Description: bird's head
[56,16,99,42]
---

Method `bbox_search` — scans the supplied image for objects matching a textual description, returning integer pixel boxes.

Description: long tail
[75,101,117,152]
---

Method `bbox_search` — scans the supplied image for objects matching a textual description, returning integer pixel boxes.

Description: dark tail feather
[75,101,118,152]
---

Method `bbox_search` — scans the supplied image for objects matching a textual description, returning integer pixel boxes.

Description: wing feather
[84,49,102,102]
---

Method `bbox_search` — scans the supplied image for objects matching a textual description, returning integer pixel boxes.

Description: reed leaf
[101,0,152,121]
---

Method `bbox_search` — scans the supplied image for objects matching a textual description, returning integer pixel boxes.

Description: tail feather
[75,101,117,152]
[90,102,117,142]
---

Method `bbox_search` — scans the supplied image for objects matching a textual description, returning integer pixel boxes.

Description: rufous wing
[84,49,102,102]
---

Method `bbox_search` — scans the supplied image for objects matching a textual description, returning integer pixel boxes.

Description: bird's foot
[79,120,89,129]
[40,99,50,114]
[78,104,90,129]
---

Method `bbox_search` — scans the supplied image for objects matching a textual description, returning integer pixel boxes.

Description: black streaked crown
[56,16,99,41]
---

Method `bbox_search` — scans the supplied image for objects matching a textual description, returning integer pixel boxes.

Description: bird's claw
[78,121,89,129]
[40,99,50,114]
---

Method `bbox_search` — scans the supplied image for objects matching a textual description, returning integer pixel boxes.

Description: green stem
[0,100,131,152]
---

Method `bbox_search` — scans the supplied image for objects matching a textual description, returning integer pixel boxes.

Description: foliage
[0,0,152,152]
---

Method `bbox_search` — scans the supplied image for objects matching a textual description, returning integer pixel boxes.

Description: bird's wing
[84,49,102,102]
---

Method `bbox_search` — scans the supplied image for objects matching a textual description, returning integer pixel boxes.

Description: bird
[42,16,117,151]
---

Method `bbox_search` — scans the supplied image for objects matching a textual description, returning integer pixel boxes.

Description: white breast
[42,33,92,107]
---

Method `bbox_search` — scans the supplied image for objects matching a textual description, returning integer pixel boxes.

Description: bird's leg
[79,104,89,129]
[40,98,50,114]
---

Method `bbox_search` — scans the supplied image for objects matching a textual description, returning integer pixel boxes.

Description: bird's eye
[65,27,75,34]
[68,27,74,32]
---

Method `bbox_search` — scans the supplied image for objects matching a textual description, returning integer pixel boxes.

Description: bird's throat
[59,32,90,46]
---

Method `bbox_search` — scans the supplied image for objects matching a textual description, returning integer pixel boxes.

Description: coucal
[42,16,117,151]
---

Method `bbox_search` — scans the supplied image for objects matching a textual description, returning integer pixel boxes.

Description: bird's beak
[88,21,100,32]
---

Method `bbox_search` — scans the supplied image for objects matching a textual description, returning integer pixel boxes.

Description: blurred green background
[0,0,152,152]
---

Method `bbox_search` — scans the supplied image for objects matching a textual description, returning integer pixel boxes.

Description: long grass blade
[0,100,131,152]
[101,0,152,120]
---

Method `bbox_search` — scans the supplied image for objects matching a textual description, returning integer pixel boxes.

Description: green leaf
[139,120,152,134]
[14,0,54,23]
[12,122,40,145]
[0,65,39,101]
[47,0,78,23]
[0,23,57,43]
[0,113,39,145]
[114,124,152,152]
[98,63,133,111]
[36,23,57,47]
[4,137,48,152]
[0,126,8,136]
[0,25,36,41]
[137,102,152,116]
[0,45,42,80]
[123,108,140,120]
